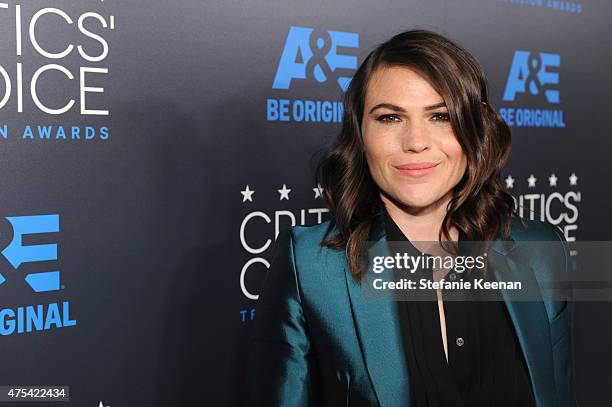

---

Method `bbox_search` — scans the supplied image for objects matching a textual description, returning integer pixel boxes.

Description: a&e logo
[0,214,60,292]
[267,26,359,123]
[499,50,565,128]
[273,26,359,91]
[0,213,77,336]
[503,51,560,104]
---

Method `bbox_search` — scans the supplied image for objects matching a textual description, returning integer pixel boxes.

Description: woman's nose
[401,122,432,153]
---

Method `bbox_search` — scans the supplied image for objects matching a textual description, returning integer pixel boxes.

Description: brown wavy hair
[315,29,523,281]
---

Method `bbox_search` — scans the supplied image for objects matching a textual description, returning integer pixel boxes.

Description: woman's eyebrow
[368,103,405,114]
[424,102,447,111]
[368,101,447,114]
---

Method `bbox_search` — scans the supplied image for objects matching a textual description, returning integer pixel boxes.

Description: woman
[246,29,576,407]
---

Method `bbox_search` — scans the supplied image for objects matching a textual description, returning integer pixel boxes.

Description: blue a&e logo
[0,214,60,292]
[268,26,358,123]
[503,50,560,103]
[499,50,565,128]
[0,213,77,336]
[273,26,358,91]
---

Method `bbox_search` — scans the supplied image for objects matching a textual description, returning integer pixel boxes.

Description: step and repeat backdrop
[0,0,610,406]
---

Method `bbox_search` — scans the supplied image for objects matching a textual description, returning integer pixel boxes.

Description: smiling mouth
[393,162,439,177]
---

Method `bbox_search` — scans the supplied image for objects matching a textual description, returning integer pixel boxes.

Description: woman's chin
[396,197,436,211]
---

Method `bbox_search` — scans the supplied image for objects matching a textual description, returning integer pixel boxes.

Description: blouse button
[456,337,465,347]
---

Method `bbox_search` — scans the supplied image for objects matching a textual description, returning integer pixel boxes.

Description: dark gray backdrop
[0,0,609,406]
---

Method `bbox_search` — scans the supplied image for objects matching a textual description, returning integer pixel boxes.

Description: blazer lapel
[344,210,411,407]
[344,211,558,407]
[490,236,558,407]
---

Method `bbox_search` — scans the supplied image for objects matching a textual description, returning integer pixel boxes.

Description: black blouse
[382,207,536,407]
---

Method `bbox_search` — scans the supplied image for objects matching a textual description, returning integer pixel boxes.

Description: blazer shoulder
[507,217,571,293]
[282,220,345,280]
[509,216,567,244]
[508,217,569,267]
[287,220,337,251]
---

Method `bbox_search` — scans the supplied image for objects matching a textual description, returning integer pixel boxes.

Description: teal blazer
[246,213,577,407]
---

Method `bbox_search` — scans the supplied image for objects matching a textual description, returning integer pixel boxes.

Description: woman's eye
[376,114,401,123]
[431,113,450,122]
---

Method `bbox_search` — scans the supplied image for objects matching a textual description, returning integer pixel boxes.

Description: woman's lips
[393,162,439,177]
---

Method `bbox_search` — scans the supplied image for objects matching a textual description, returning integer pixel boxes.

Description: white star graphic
[527,174,537,188]
[99,402,110,407]
[241,185,255,202]
[505,175,515,189]
[569,172,578,186]
[278,184,291,200]
[313,184,324,199]
[549,173,558,187]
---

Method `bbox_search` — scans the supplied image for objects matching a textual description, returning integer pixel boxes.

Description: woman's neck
[380,191,459,243]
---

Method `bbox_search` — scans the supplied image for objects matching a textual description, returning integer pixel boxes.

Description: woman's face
[361,65,467,211]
